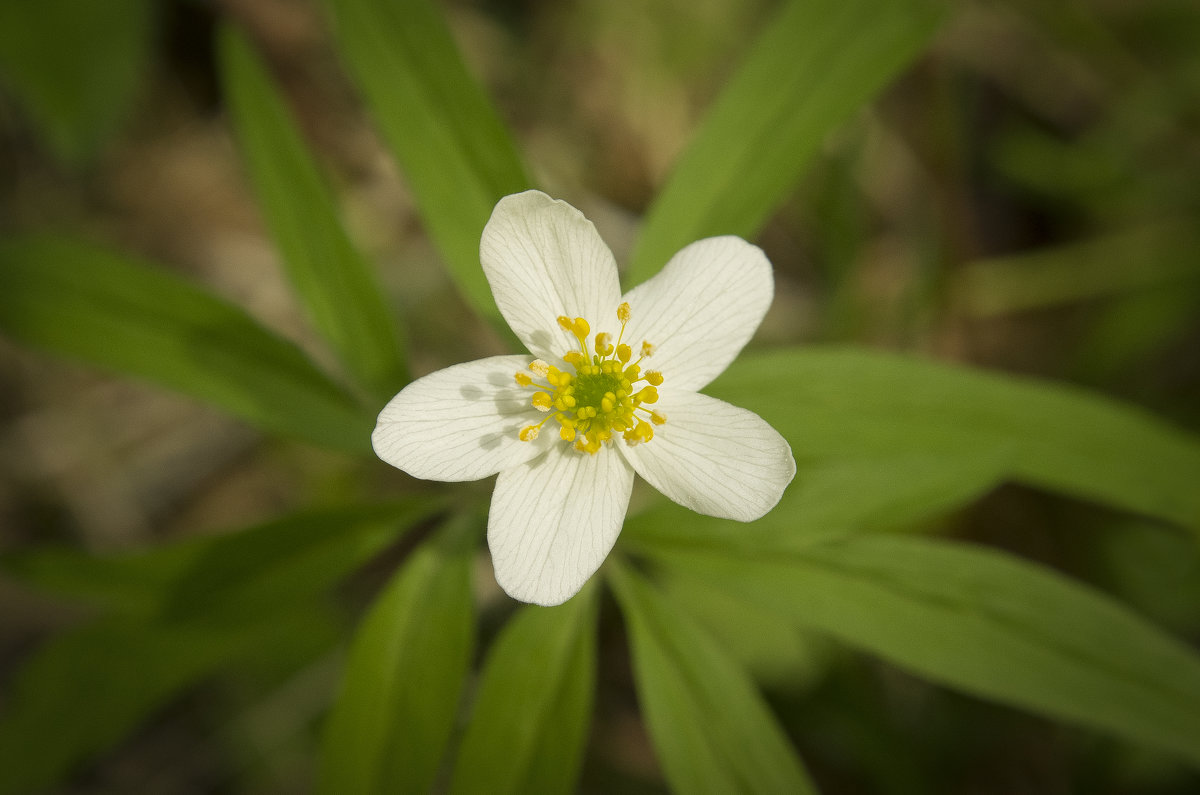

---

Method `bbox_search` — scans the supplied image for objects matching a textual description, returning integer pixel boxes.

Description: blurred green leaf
[0,609,339,795]
[0,237,373,453]
[219,25,407,399]
[4,501,438,618]
[710,347,1200,532]
[648,535,1200,767]
[321,0,528,325]
[318,517,475,795]
[954,223,1200,317]
[658,572,830,690]
[608,560,817,795]
[449,584,597,795]
[627,0,946,282]
[624,449,1012,554]
[0,0,153,164]
[161,500,440,622]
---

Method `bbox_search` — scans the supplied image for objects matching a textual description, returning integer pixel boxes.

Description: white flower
[373,191,795,606]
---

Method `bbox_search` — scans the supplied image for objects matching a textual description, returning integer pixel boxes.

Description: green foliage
[320,0,528,325]
[645,534,1200,767]
[449,583,597,795]
[0,502,433,794]
[709,347,1200,533]
[318,516,476,795]
[609,560,817,795]
[0,237,373,453]
[0,612,337,795]
[219,25,407,400]
[626,0,947,282]
[0,0,153,164]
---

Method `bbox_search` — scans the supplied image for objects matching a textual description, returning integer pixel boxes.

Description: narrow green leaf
[321,0,528,323]
[627,0,946,282]
[608,560,817,795]
[161,500,440,622]
[0,609,338,795]
[650,535,1200,767]
[0,0,153,164]
[219,25,407,398]
[3,501,436,619]
[449,584,597,795]
[318,517,476,795]
[624,449,1012,554]
[0,237,373,453]
[954,223,1200,317]
[710,347,1200,532]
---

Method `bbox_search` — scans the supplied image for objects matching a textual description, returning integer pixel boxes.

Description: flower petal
[488,445,634,605]
[618,391,795,521]
[481,191,622,361]
[621,236,773,391]
[372,355,552,481]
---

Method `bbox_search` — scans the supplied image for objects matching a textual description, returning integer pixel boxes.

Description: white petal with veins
[621,236,773,391]
[619,391,795,521]
[488,443,634,605]
[481,190,622,362]
[373,355,551,481]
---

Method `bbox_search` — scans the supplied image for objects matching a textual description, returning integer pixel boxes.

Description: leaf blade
[0,237,373,453]
[650,535,1200,767]
[318,518,475,795]
[609,560,817,795]
[449,584,597,795]
[320,0,528,323]
[219,25,407,398]
[709,347,1200,532]
[627,0,946,282]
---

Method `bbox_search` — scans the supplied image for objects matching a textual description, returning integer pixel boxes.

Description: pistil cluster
[515,302,665,454]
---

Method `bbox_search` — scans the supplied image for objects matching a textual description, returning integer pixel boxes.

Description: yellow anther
[636,386,659,404]
[624,420,653,445]
[518,310,666,452]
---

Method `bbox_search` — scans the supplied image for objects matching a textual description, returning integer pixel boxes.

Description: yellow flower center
[514,302,666,454]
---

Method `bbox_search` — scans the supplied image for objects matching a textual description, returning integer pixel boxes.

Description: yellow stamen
[516,306,666,454]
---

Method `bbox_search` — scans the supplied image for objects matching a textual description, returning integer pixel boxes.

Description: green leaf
[318,517,476,795]
[709,347,1200,532]
[0,0,153,164]
[3,501,436,620]
[0,237,373,453]
[449,584,597,795]
[321,0,528,324]
[954,223,1200,317]
[608,560,817,795]
[219,25,407,398]
[161,500,440,622]
[626,0,946,282]
[624,449,1012,555]
[0,609,338,795]
[648,535,1200,767]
